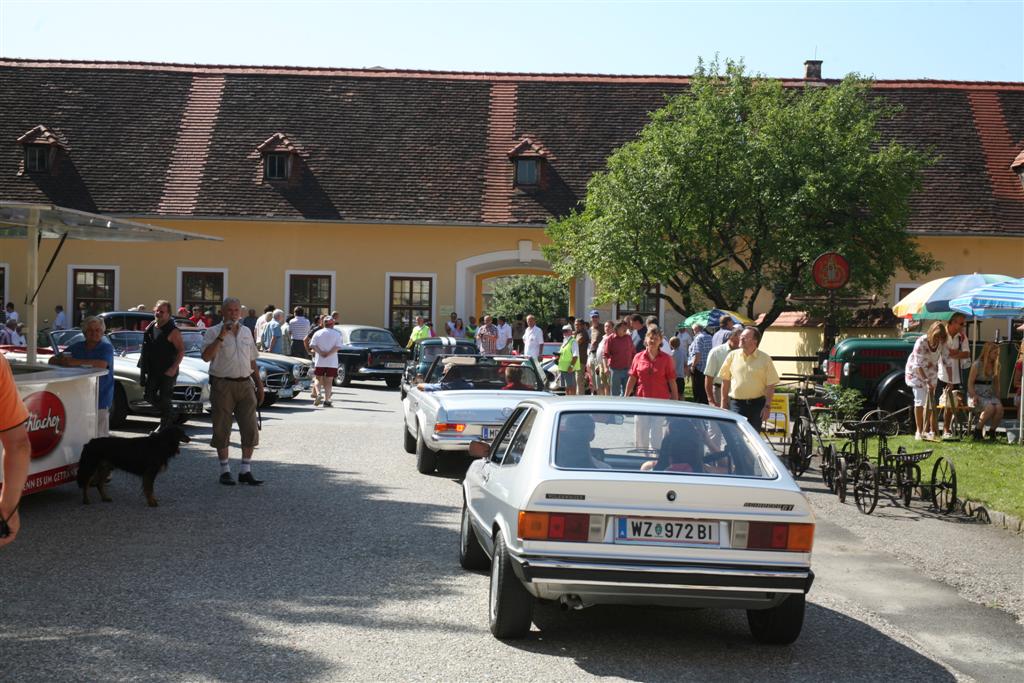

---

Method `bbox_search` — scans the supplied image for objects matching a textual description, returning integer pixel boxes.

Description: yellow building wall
[1,218,548,329]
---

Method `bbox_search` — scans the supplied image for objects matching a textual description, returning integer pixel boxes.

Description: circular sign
[812,252,851,290]
[22,391,66,459]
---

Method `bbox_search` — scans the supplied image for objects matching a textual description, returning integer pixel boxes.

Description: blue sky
[0,0,1021,81]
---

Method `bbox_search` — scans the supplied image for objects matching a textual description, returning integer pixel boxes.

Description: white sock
[219,460,231,474]
[240,460,252,474]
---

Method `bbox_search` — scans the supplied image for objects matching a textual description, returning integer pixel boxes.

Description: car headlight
[842,363,851,377]
[259,368,268,382]
[292,365,302,378]
[201,384,211,401]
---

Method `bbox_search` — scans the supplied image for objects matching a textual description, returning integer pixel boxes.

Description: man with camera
[202,297,265,486]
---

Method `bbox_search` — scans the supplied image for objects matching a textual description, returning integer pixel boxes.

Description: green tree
[544,57,937,330]
[485,275,569,329]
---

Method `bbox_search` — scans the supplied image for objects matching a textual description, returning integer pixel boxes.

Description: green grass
[886,435,1024,519]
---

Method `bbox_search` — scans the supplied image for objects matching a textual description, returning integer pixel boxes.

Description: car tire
[385,376,401,389]
[110,383,128,429]
[747,593,805,645]
[403,421,417,454]
[459,500,489,571]
[415,427,437,474]
[488,531,533,639]
[335,363,352,387]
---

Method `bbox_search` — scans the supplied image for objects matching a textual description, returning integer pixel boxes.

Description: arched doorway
[475,269,574,319]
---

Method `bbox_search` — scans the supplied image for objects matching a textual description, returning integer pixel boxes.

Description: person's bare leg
[914,406,925,435]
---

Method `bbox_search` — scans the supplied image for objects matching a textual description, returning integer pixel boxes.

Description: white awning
[0,202,221,242]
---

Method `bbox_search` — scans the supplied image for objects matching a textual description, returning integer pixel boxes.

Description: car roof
[416,337,476,345]
[517,395,744,421]
[336,324,391,333]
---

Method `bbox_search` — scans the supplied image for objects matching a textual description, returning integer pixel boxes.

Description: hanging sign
[812,252,850,290]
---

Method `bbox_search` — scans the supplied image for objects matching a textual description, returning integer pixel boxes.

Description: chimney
[804,60,823,80]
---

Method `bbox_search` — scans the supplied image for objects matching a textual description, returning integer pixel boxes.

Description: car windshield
[106,331,144,354]
[552,412,774,478]
[421,344,476,362]
[180,331,206,354]
[50,329,84,349]
[424,358,543,390]
[349,328,398,345]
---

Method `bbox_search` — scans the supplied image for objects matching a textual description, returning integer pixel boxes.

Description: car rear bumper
[357,367,403,377]
[511,555,813,608]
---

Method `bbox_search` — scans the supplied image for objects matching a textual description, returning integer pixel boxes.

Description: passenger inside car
[418,363,474,392]
[501,366,534,391]
[641,420,706,472]
[555,414,611,469]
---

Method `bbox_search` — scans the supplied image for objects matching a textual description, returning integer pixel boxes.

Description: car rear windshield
[421,344,476,362]
[552,412,774,478]
[349,328,398,345]
[424,358,543,391]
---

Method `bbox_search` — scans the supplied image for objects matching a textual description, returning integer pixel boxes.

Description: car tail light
[731,521,814,552]
[367,353,373,367]
[434,423,466,433]
[518,511,590,542]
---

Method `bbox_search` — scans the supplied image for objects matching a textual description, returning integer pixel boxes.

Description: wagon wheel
[786,437,804,478]
[795,420,813,477]
[820,445,836,490]
[834,456,847,503]
[896,463,916,508]
[854,462,879,515]
[931,457,958,513]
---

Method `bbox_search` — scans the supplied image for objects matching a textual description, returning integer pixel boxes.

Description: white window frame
[176,267,229,312]
[67,264,120,317]
[384,272,437,329]
[284,270,335,315]
[0,262,10,313]
[893,281,920,307]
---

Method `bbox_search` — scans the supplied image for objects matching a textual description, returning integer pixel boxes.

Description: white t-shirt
[5,311,19,324]
[310,327,343,369]
[522,324,544,359]
[496,323,513,350]
[938,331,970,384]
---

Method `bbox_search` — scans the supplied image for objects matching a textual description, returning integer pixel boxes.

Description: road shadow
[0,446,462,681]
[510,601,956,682]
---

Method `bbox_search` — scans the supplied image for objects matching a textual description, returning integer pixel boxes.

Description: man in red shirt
[604,321,635,396]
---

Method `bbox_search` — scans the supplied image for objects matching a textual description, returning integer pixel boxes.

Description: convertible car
[460,396,815,643]
[402,355,550,474]
[400,336,479,398]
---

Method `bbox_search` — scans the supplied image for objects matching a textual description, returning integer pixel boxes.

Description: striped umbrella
[892,273,1013,319]
[949,278,1024,318]
[682,309,753,329]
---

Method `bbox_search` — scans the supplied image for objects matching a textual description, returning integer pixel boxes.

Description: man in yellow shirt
[719,327,779,432]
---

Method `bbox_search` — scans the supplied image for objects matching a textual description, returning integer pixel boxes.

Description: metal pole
[26,207,40,364]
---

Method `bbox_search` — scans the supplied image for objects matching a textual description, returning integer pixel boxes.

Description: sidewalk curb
[959,498,1024,536]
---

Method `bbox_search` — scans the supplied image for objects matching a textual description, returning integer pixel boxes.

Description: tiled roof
[1,59,1022,235]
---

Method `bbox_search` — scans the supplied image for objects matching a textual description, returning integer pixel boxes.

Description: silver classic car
[460,397,815,643]
[401,355,551,474]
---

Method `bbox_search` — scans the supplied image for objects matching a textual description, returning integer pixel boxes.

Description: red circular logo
[23,391,66,459]
[812,252,851,290]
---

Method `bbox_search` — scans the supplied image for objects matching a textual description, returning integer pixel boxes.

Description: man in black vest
[139,299,185,432]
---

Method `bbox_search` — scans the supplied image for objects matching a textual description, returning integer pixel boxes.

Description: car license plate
[386,362,404,369]
[615,517,719,545]
[278,387,293,398]
[480,426,499,440]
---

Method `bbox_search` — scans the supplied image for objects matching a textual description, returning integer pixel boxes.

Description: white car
[460,396,815,643]
[402,355,551,474]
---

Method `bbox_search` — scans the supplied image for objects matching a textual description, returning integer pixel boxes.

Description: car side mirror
[468,440,491,459]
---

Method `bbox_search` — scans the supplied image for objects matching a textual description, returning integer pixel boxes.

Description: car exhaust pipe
[560,594,585,611]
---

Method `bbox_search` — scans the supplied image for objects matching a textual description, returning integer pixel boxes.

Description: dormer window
[507,136,552,190]
[25,144,49,172]
[515,158,539,187]
[264,152,289,180]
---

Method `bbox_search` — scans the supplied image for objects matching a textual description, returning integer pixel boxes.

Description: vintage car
[460,396,815,643]
[30,329,211,428]
[824,335,918,416]
[400,336,479,398]
[332,324,407,389]
[402,355,550,474]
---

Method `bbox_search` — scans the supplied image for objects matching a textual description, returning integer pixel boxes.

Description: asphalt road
[1,385,1021,682]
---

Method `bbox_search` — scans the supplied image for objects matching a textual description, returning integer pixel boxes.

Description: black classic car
[332,325,407,388]
[400,336,479,398]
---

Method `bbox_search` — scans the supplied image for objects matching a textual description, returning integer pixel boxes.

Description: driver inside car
[555,413,610,469]
[641,419,706,472]
[417,362,473,392]
[500,365,534,391]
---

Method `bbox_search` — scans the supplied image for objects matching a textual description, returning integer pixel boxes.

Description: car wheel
[335,363,352,387]
[403,421,416,454]
[459,499,489,570]
[747,592,805,645]
[385,376,401,389]
[110,383,128,429]
[488,531,533,639]
[415,427,438,474]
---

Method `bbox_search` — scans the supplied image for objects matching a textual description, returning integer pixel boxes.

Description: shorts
[912,385,932,407]
[558,370,576,389]
[314,366,338,378]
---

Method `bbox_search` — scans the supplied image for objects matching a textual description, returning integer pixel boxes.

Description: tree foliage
[485,275,569,328]
[544,57,937,330]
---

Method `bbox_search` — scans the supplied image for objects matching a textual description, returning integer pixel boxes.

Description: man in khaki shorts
[202,297,265,486]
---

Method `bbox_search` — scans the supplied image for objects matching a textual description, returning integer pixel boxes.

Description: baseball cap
[323,316,335,324]
[589,309,600,317]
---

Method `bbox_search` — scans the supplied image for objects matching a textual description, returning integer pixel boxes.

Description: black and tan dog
[76,426,190,507]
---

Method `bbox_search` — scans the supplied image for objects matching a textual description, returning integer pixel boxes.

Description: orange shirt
[0,354,29,432]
